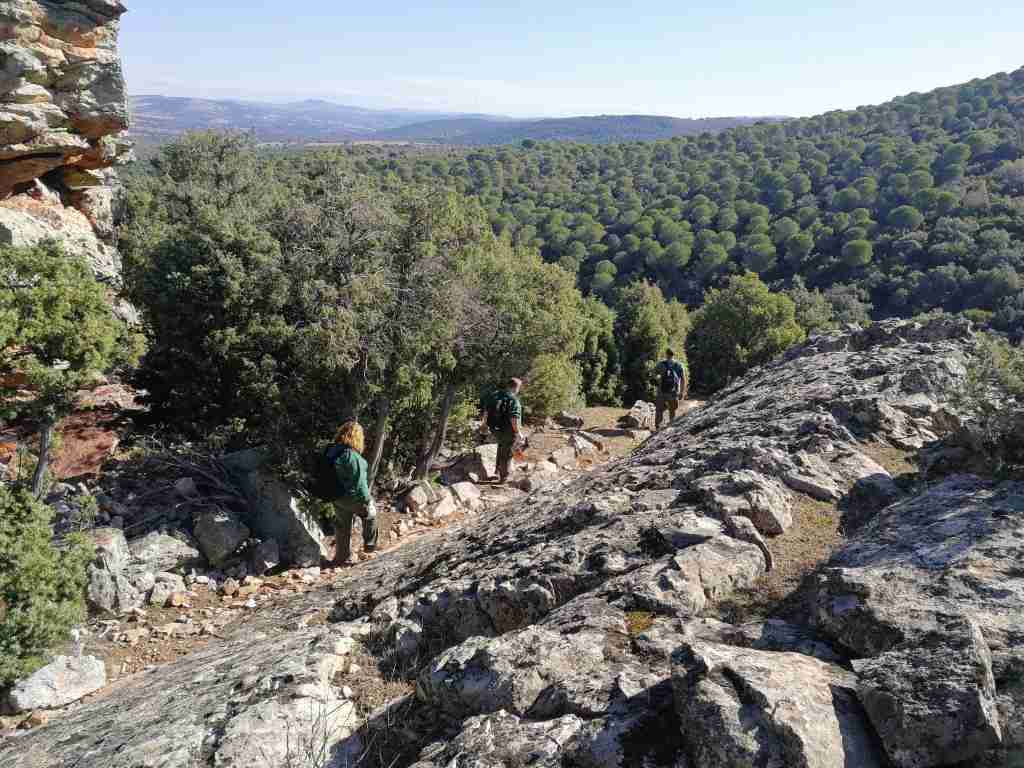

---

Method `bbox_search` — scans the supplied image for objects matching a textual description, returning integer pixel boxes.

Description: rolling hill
[375,114,778,144]
[128,95,776,146]
[128,95,495,145]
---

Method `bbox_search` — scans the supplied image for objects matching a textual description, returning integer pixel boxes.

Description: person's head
[665,349,675,360]
[334,420,365,454]
[507,377,523,394]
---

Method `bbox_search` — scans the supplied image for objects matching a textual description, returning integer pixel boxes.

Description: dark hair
[665,349,675,358]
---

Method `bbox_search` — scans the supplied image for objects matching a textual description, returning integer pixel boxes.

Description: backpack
[659,363,682,395]
[311,446,344,501]
[487,392,516,433]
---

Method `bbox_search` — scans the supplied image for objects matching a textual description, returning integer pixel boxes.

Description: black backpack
[488,392,516,433]
[311,446,343,501]
[659,364,681,395]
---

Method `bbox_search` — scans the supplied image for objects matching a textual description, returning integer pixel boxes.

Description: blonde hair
[334,421,365,454]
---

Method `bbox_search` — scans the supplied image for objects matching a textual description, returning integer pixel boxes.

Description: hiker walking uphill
[655,349,687,429]
[320,421,379,566]
[481,378,524,484]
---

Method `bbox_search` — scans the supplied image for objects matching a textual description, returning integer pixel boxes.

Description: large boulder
[853,616,1002,767]
[191,509,250,568]
[4,655,107,713]
[810,476,1024,658]
[619,400,656,430]
[417,627,603,719]
[127,530,203,573]
[222,448,327,567]
[0,626,365,766]
[148,572,187,607]
[84,527,143,613]
[85,527,129,571]
[213,696,358,766]
[398,482,436,515]
[441,444,499,484]
[412,710,583,768]
[694,469,794,535]
[810,475,1024,764]
[449,481,482,509]
[672,642,884,768]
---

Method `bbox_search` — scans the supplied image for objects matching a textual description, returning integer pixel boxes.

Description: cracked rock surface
[5,317,1024,767]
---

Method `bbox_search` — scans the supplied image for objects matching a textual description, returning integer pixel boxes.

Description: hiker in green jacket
[481,377,524,484]
[327,420,378,566]
[654,349,687,429]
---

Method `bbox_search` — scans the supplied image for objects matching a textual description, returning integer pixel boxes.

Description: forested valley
[332,66,1024,334]
[115,66,1024,476]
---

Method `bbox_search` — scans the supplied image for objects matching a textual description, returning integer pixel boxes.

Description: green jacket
[329,445,371,506]
[484,389,523,434]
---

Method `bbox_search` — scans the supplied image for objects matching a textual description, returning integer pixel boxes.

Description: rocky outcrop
[222,448,327,568]
[854,616,1003,767]
[3,655,106,713]
[673,642,884,768]
[810,474,1024,766]
[0,0,131,285]
[7,317,1020,768]
[0,1,130,194]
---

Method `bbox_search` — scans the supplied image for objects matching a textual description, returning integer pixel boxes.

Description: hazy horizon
[123,1,1024,120]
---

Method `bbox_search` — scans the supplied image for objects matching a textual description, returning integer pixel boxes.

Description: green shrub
[954,334,1024,469]
[785,276,837,335]
[688,272,805,393]
[1,242,140,494]
[0,485,93,686]
[614,281,690,404]
[525,353,583,420]
[961,308,994,328]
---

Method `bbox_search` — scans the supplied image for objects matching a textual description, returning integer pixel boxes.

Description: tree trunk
[414,380,458,481]
[366,395,391,489]
[31,419,54,498]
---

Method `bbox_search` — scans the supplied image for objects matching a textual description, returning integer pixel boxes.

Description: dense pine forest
[319,67,1024,336]
[111,67,1024,477]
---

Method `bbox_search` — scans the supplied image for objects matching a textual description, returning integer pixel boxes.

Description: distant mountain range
[373,114,774,144]
[129,95,780,146]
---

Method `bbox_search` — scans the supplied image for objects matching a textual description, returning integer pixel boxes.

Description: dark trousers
[656,395,679,429]
[333,500,378,563]
[496,433,515,480]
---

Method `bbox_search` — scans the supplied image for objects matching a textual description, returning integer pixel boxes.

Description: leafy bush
[576,296,621,405]
[613,281,689,404]
[0,485,93,686]
[123,134,588,485]
[954,334,1024,469]
[1,242,140,494]
[785,276,836,335]
[525,353,583,420]
[688,272,805,393]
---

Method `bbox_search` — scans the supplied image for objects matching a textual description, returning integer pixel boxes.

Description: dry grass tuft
[626,611,656,636]
[715,493,842,624]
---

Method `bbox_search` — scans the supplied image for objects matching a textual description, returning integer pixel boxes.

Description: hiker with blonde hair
[324,420,378,566]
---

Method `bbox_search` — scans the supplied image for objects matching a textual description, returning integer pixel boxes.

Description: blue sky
[122,1,1024,118]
